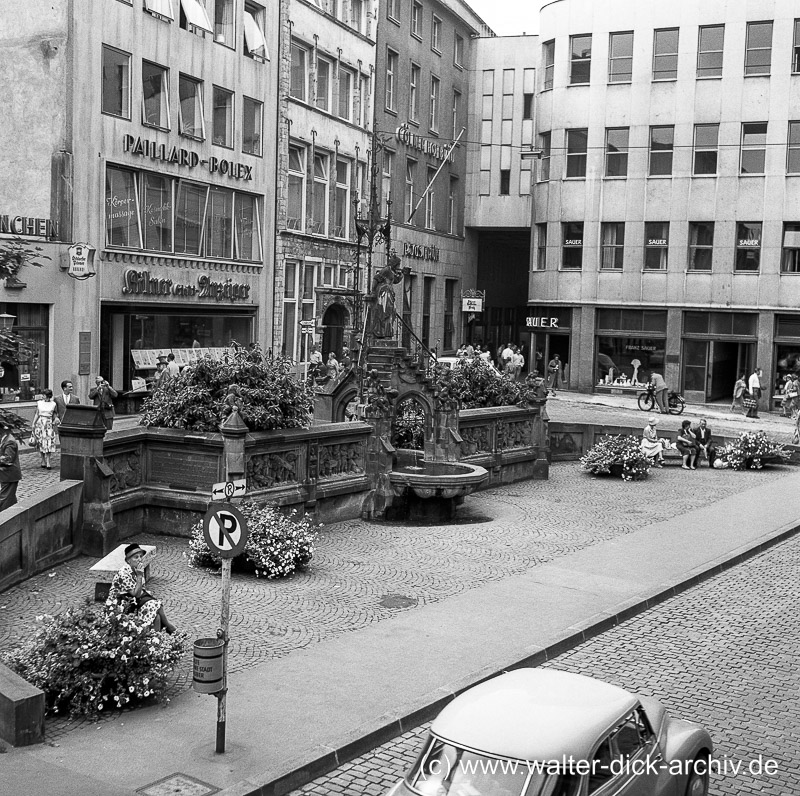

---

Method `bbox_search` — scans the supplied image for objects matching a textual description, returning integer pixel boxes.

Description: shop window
[174,181,207,255]
[205,187,233,258]
[178,75,205,140]
[684,311,756,337]
[316,55,333,112]
[605,128,629,177]
[333,159,349,239]
[290,42,308,101]
[697,25,724,78]
[570,34,591,85]
[745,21,772,76]
[777,315,800,337]
[243,2,268,61]
[649,126,673,176]
[454,33,464,67]
[601,222,625,269]
[596,335,665,385]
[425,167,436,229]
[734,222,762,272]
[287,145,306,230]
[644,222,669,270]
[781,223,800,273]
[141,61,170,129]
[142,173,172,252]
[311,152,329,235]
[740,122,767,174]
[179,0,213,33]
[242,96,263,156]
[405,158,416,222]
[105,167,142,248]
[794,20,800,73]
[693,124,719,175]
[536,224,547,270]
[212,86,234,148]
[687,222,714,271]
[429,75,440,132]
[411,1,422,39]
[338,66,353,121]
[213,0,234,45]
[787,122,800,174]
[432,15,442,53]
[102,45,130,119]
[596,309,667,333]
[608,31,633,83]
[386,48,398,111]
[562,222,583,270]
[653,28,678,80]
[566,129,587,178]
[542,40,555,90]
[0,303,49,402]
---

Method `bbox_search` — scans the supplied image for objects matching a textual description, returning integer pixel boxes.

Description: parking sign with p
[202,505,249,559]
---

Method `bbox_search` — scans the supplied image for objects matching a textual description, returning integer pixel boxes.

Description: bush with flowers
[718,430,791,470]
[188,501,319,578]
[580,434,651,481]
[1,603,185,720]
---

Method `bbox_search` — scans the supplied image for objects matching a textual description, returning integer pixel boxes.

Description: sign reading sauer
[121,269,252,302]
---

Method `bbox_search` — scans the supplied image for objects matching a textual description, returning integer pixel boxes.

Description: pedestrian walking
[746,367,762,419]
[54,379,81,421]
[547,354,562,392]
[731,374,747,413]
[88,376,119,430]
[30,388,57,469]
[0,420,21,512]
[512,346,525,380]
[648,371,668,413]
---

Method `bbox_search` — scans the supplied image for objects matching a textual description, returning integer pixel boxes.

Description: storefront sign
[122,135,253,181]
[647,239,667,246]
[67,243,96,280]
[462,297,483,312]
[564,239,582,246]
[625,344,656,352]
[738,239,760,247]
[121,269,252,302]
[0,214,59,239]
[526,317,560,328]
[402,241,440,262]
[395,125,454,164]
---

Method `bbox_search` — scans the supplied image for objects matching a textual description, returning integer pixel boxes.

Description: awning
[144,0,175,21]
[244,10,269,61]
[180,0,212,33]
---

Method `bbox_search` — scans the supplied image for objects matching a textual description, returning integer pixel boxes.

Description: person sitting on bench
[105,543,176,634]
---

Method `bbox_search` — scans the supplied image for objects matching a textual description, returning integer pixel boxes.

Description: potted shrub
[717,430,791,470]
[580,434,651,481]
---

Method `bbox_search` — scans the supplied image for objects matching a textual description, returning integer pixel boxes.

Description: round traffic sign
[202,505,249,559]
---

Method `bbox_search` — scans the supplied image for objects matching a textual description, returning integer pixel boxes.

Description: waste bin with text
[193,638,224,694]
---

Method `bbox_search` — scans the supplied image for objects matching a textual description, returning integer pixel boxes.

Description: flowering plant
[580,434,651,481]
[1,603,185,720]
[718,430,790,470]
[188,501,319,579]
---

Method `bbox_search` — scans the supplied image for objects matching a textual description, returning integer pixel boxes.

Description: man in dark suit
[693,418,716,467]
[88,376,119,430]
[0,420,22,511]
[54,379,81,422]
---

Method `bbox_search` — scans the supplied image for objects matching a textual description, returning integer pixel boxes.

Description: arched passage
[321,303,349,361]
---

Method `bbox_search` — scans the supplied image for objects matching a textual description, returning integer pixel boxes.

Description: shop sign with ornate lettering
[121,269,252,302]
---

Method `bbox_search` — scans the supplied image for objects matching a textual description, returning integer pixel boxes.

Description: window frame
[387,0,400,23]
[697,24,724,78]
[600,222,625,270]
[538,132,551,182]
[454,33,464,68]
[793,20,800,74]
[566,129,588,178]
[212,85,234,149]
[734,222,762,272]
[740,122,768,175]
[409,62,421,123]
[562,222,584,270]
[243,1,269,62]
[287,144,306,231]
[405,158,417,222]
[745,20,773,76]
[311,151,330,236]
[333,157,350,239]
[608,31,633,83]
[178,74,205,141]
[644,222,669,271]
[536,223,547,270]
[452,89,461,139]
[141,60,170,130]
[447,176,457,235]
[102,45,131,120]
[411,1,422,40]
[788,121,800,174]
[653,27,679,81]
[315,54,333,113]
[290,42,309,102]
[429,75,440,133]
[648,126,674,176]
[338,65,353,122]
[542,40,555,90]
[605,127,629,177]
[781,222,800,273]
[431,15,442,54]
[386,48,399,112]
[425,166,436,230]
[569,34,592,85]
[242,96,263,156]
[693,123,719,176]
[687,222,714,271]
[213,0,234,47]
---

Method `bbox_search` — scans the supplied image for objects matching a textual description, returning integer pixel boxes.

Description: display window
[0,303,49,402]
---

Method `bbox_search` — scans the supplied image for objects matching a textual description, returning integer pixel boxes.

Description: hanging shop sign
[395,125,455,164]
[121,269,252,302]
[401,241,440,262]
[525,316,560,328]
[462,297,483,313]
[122,135,253,181]
[0,214,59,239]
[66,243,97,280]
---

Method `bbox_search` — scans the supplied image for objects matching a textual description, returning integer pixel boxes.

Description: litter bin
[193,637,224,694]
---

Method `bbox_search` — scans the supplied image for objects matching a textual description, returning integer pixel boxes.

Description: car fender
[659,714,713,793]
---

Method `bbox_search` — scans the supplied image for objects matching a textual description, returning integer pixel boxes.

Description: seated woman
[106,544,176,633]
[676,419,699,470]
[640,416,664,467]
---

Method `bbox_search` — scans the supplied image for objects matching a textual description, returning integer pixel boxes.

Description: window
[523,93,533,120]
[644,222,669,270]
[338,66,353,121]
[454,33,464,67]
[745,21,772,76]
[144,0,174,20]
[781,223,800,272]
[789,122,800,173]
[601,223,625,269]
[0,303,49,401]
[311,152,329,234]
[405,159,416,221]
[358,74,371,128]
[333,159,349,239]
[244,2,268,61]
[452,90,461,139]
[697,25,724,77]
[401,274,413,348]
[204,187,234,258]
[605,128,629,177]
[422,277,433,347]
[543,40,555,90]
[242,97,263,156]
[316,56,332,112]
[386,49,398,111]
[443,280,455,350]
[350,0,363,33]
[608,31,633,83]
[693,124,719,175]
[653,28,678,80]
[142,173,172,251]
[425,167,436,229]
[287,145,305,230]
[566,129,587,178]
[570,35,591,85]
[447,177,457,234]
[536,224,547,270]
[214,0,234,45]
[141,61,169,129]
[432,16,442,52]
[688,222,714,271]
[106,167,141,248]
[735,222,762,272]
[382,149,394,208]
[387,0,400,22]
[179,0,213,33]
[178,75,204,139]
[740,122,767,174]
[538,132,551,181]
[411,1,422,38]
[429,76,440,132]
[499,170,510,195]
[212,87,233,147]
[290,43,308,101]
[794,20,800,73]
[562,223,583,269]
[102,46,130,118]
[409,63,420,122]
[649,126,674,176]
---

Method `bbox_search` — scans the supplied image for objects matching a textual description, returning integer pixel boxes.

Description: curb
[218,516,800,796]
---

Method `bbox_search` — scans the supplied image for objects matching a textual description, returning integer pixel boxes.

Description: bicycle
[637,383,686,415]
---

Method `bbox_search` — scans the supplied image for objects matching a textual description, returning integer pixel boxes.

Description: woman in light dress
[31,388,57,469]
[640,415,665,467]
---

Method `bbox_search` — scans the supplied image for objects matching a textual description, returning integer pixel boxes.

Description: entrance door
[321,303,348,360]
[684,340,755,402]
[530,332,570,385]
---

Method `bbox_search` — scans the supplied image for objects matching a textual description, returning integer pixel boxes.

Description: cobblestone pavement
[0,461,794,742]
[287,533,800,796]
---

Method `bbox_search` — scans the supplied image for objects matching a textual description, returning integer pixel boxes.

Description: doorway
[682,339,754,402]
[531,332,571,385]
[321,303,348,360]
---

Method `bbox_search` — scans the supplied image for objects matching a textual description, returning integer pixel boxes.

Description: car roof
[431,669,638,763]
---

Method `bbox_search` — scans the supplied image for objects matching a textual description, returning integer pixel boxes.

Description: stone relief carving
[318,441,366,479]
[247,450,299,489]
[496,420,534,451]
[107,451,142,494]
[460,425,492,456]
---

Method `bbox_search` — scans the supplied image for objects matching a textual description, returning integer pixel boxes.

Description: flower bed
[717,431,791,470]
[580,434,651,481]
[188,501,319,578]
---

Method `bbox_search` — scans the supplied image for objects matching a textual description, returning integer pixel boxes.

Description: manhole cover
[137,773,220,796]
[379,593,418,609]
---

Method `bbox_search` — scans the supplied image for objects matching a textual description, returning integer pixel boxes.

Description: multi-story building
[531,0,800,406]
[0,0,279,404]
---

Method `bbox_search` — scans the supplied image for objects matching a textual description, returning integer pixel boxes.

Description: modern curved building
[530,0,800,406]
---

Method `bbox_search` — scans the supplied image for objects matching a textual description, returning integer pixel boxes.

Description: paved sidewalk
[3,462,799,796]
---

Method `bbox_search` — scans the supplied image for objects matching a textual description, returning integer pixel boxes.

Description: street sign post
[210,478,247,502]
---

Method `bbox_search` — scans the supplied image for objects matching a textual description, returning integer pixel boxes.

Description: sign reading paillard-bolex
[122,269,252,302]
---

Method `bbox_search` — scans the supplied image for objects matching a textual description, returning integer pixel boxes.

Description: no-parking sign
[202,505,249,559]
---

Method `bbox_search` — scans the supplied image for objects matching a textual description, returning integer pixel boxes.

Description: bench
[89,544,156,602]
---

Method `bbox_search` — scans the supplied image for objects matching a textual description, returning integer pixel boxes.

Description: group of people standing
[641,416,717,470]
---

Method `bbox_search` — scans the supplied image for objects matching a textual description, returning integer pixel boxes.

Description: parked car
[385,668,712,796]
